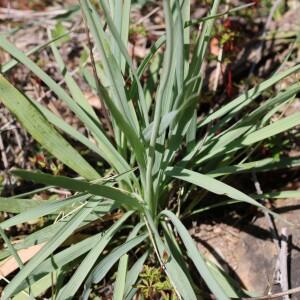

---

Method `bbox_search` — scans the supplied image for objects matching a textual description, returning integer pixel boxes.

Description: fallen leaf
[0,243,45,277]
[210,37,221,56]
[85,92,101,110]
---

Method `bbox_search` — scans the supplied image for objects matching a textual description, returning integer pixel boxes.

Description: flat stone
[191,198,300,299]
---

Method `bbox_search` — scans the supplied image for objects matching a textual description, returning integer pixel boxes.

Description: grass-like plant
[0,0,300,299]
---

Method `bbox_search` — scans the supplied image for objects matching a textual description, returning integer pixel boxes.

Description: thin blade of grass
[0,228,26,279]
[57,211,133,299]
[80,1,147,176]
[205,260,250,298]
[144,210,198,300]
[252,190,300,199]
[208,156,300,177]
[80,0,139,131]
[0,36,132,178]
[186,2,255,27]
[241,112,300,145]
[199,64,300,128]
[0,75,99,180]
[2,199,99,299]
[81,234,147,300]
[160,210,231,300]
[49,30,99,121]
[188,200,241,217]
[1,32,70,73]
[196,111,300,165]
[215,82,300,139]
[124,251,148,297]
[187,0,220,93]
[14,229,112,295]
[92,78,147,175]
[12,270,61,300]
[165,167,278,215]
[120,0,131,72]
[0,201,114,273]
[12,170,142,210]
[145,0,175,210]
[0,197,47,214]
[112,254,129,300]
[0,193,89,230]
[98,0,149,126]
[32,100,103,157]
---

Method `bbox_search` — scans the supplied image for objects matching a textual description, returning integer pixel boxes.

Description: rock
[191,198,300,299]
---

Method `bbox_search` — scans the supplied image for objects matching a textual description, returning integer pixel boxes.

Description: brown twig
[279,227,290,300]
[135,6,160,25]
[36,67,79,103]
[0,131,13,194]
[252,172,293,298]
[252,172,280,250]
[0,133,8,170]
[242,286,300,300]
[0,7,69,20]
[252,172,282,289]
[212,0,229,92]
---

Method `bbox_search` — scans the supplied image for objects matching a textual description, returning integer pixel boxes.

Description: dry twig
[279,228,290,300]
[252,172,280,250]
[242,286,300,300]
[0,7,69,21]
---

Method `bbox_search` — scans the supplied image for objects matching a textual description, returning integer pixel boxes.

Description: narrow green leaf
[188,200,240,217]
[98,0,149,126]
[144,210,198,300]
[0,75,99,180]
[12,170,142,210]
[80,0,139,131]
[166,167,270,210]
[160,210,230,300]
[1,32,70,73]
[143,110,178,141]
[188,0,220,91]
[12,270,61,300]
[206,260,249,298]
[241,112,300,145]
[82,234,147,300]
[49,31,99,121]
[2,199,99,299]
[0,197,47,214]
[0,228,25,280]
[0,35,132,178]
[208,156,300,177]
[0,193,90,229]
[145,0,175,209]
[199,64,300,128]
[113,254,129,300]
[228,82,300,134]
[186,2,254,27]
[32,101,103,157]
[93,78,147,174]
[124,251,148,297]
[120,0,131,72]
[57,211,133,299]
[252,190,300,199]
[14,231,108,294]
